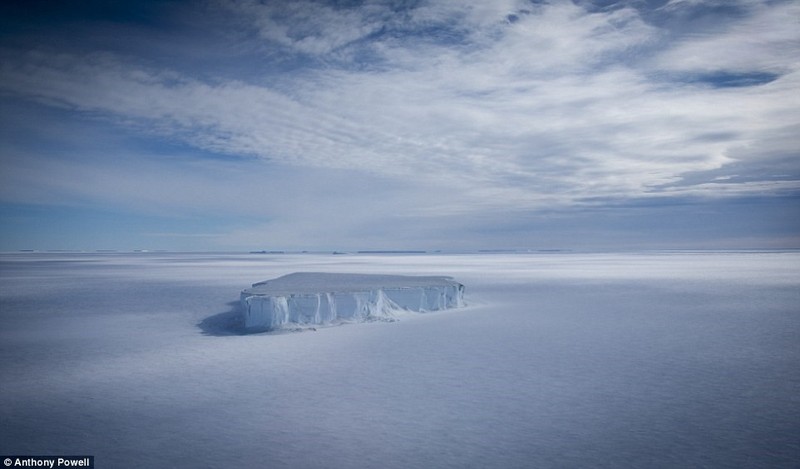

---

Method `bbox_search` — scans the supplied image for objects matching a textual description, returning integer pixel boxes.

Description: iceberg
[240,272,465,331]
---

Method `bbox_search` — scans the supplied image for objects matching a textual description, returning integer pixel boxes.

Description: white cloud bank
[0,0,798,249]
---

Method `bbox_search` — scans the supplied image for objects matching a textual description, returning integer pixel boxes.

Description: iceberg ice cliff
[241,272,465,331]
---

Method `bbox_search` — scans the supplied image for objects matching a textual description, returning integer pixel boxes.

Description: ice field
[1,251,799,468]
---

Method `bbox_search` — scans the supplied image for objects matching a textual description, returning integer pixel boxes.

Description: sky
[0,0,798,251]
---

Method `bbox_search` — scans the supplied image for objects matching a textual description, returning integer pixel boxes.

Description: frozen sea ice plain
[240,272,465,331]
[1,251,799,468]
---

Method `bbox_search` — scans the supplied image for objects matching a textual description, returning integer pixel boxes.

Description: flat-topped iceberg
[240,272,465,331]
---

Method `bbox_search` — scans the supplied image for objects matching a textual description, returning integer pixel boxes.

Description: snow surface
[1,251,799,468]
[241,272,464,331]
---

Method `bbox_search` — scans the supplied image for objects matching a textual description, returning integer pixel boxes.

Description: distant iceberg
[240,272,465,331]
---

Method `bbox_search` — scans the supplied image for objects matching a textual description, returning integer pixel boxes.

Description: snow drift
[240,272,465,331]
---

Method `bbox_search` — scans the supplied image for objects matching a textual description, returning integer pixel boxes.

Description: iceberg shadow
[198,301,246,336]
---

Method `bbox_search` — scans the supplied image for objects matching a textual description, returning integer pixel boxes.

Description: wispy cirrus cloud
[0,0,797,249]
[215,0,397,56]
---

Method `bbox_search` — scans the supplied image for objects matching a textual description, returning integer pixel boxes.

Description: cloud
[0,0,798,249]
[652,0,799,73]
[213,0,398,56]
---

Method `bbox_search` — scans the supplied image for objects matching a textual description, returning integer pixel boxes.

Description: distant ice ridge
[240,272,465,331]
